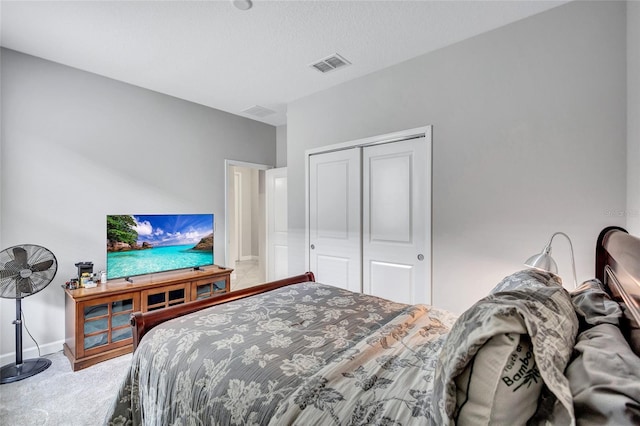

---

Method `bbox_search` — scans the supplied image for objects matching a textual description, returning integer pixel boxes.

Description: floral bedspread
[105,282,456,425]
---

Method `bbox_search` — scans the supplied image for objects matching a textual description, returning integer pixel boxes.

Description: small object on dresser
[100,271,107,283]
[80,272,91,288]
[64,279,78,290]
[75,261,94,280]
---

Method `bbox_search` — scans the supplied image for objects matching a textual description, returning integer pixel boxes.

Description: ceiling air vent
[242,105,276,118]
[310,53,351,73]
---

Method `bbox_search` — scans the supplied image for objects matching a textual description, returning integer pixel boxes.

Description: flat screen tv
[106,214,214,280]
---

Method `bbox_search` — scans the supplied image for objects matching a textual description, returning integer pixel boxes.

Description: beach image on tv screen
[106,214,214,280]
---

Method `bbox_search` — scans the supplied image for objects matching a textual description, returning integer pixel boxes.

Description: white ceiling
[0,0,567,126]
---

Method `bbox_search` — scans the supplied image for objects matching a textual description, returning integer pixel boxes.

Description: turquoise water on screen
[107,244,213,280]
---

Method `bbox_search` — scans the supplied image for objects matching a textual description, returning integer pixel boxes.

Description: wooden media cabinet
[63,265,232,371]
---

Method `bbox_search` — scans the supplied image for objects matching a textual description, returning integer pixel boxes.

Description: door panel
[363,137,430,304]
[369,261,414,304]
[309,149,361,292]
[369,152,412,243]
[316,255,351,290]
[316,161,350,240]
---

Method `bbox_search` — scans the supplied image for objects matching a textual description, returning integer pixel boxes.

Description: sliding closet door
[309,148,362,292]
[362,137,431,305]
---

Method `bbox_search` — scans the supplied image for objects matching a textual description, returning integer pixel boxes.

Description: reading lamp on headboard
[525,231,578,288]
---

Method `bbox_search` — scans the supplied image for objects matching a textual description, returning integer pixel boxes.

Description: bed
[106,226,640,425]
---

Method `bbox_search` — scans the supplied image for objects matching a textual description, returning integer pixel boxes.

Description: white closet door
[362,137,431,305]
[309,148,362,292]
[266,167,288,281]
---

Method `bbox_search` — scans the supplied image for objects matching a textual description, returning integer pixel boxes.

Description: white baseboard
[0,339,64,366]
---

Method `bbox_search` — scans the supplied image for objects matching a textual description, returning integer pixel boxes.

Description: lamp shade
[523,231,577,288]
[524,252,558,274]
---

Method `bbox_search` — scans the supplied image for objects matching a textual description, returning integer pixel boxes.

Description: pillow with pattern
[454,332,543,425]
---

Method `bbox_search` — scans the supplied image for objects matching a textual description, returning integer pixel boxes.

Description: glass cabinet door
[168,288,185,306]
[83,303,109,350]
[111,299,133,342]
[147,292,166,310]
[82,296,134,351]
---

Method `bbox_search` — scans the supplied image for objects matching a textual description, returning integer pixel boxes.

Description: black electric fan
[0,244,57,384]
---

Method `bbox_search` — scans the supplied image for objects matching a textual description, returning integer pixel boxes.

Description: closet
[307,127,432,305]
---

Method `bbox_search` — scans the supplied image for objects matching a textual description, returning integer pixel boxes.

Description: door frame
[304,125,432,290]
[224,160,271,274]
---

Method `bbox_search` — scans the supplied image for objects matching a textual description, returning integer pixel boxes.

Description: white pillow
[454,333,543,426]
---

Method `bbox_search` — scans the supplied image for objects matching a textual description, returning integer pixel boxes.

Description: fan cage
[0,244,58,299]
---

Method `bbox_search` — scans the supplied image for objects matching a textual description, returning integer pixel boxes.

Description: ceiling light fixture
[233,0,253,11]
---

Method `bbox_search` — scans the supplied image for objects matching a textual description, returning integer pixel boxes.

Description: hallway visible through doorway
[225,160,269,290]
[230,259,261,291]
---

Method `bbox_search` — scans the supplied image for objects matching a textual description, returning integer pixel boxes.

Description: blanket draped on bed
[269,304,453,425]
[105,282,457,425]
[431,270,579,425]
[270,271,579,426]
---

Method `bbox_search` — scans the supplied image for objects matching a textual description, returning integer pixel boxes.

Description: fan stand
[0,298,51,384]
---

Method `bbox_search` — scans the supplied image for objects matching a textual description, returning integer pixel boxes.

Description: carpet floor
[0,351,131,426]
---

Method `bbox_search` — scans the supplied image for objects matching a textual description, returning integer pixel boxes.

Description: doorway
[225,160,269,291]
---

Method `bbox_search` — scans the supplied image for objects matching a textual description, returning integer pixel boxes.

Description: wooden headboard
[596,226,640,355]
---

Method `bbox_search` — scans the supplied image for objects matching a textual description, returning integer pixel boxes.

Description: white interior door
[309,148,362,292]
[362,137,431,304]
[266,167,288,281]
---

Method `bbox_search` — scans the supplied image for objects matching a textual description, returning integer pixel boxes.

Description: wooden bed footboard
[130,272,315,350]
[596,227,640,355]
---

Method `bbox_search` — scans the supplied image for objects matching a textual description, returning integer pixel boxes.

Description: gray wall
[628,1,640,234]
[287,0,627,314]
[276,125,287,167]
[0,49,276,360]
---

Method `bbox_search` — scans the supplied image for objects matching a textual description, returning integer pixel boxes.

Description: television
[106,214,214,280]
